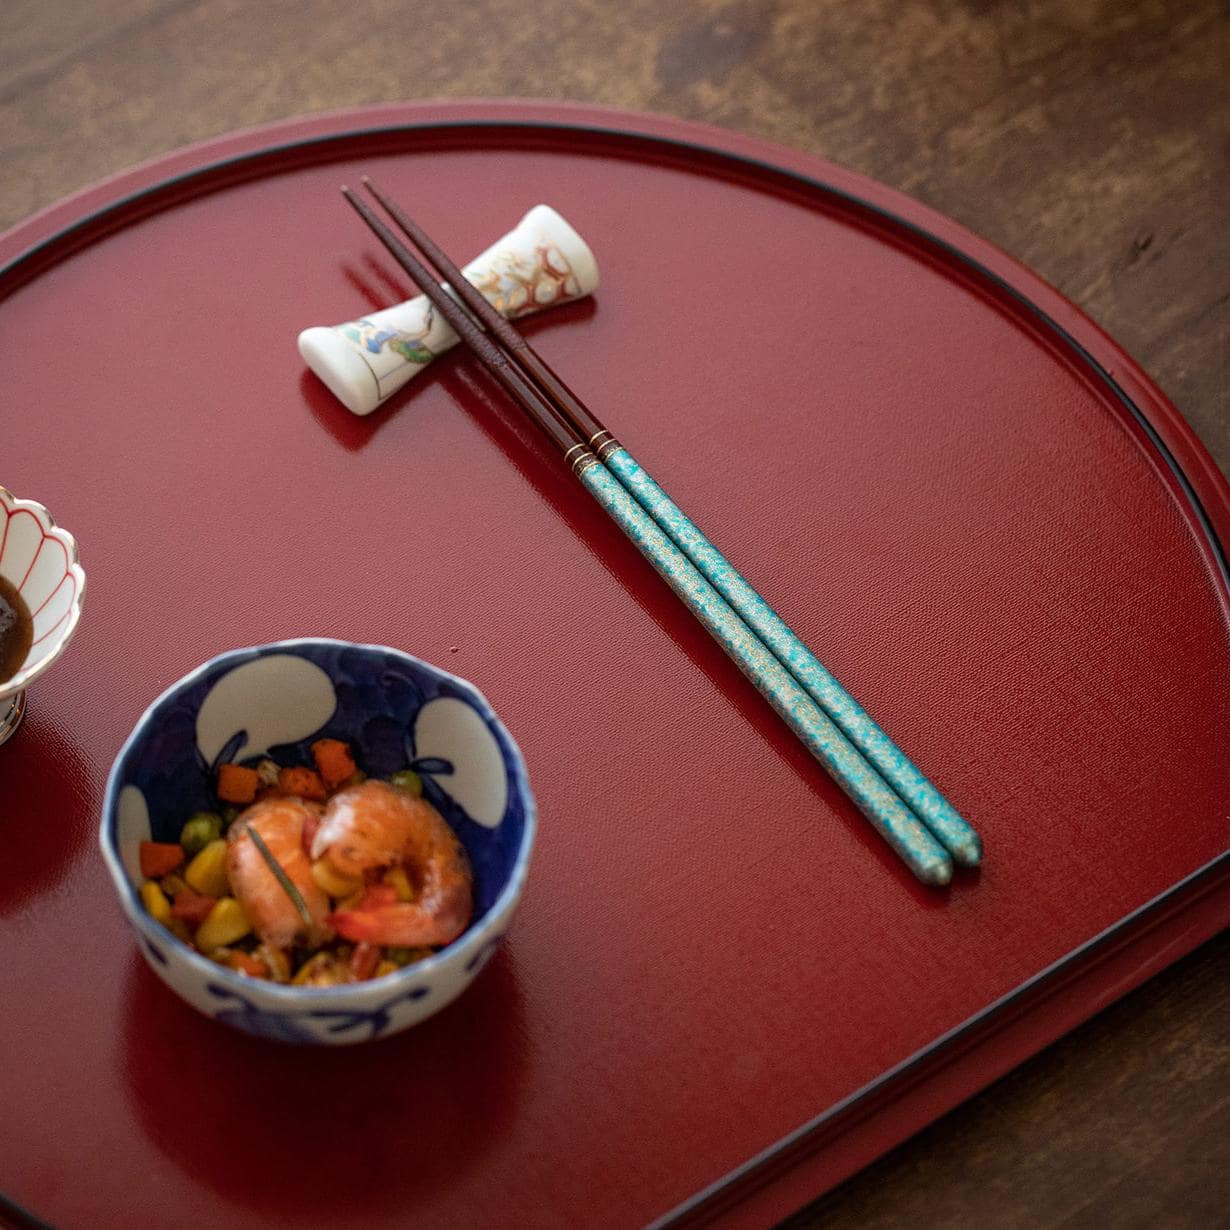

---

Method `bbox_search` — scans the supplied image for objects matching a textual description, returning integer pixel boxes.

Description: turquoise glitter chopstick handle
[603,445,981,868]
[575,458,953,887]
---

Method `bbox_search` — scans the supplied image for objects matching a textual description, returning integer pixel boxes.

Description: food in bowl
[101,639,536,1045]
[137,739,474,985]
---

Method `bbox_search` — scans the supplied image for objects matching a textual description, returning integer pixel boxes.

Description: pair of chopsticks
[342,178,981,886]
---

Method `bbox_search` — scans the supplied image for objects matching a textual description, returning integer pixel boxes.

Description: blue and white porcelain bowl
[99,639,535,1045]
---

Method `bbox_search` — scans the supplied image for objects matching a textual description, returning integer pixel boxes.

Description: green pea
[389,770,422,797]
[180,811,223,856]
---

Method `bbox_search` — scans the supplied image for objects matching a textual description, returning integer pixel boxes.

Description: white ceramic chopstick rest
[299,203,599,416]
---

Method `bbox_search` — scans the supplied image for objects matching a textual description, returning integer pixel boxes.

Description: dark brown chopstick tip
[338,178,577,451]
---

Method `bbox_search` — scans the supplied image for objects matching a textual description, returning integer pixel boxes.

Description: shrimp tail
[312,779,475,949]
[328,900,470,948]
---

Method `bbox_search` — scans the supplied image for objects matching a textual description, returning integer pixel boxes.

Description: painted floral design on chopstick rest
[299,204,599,416]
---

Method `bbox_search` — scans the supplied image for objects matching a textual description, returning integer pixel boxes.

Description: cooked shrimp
[226,797,332,949]
[311,780,473,947]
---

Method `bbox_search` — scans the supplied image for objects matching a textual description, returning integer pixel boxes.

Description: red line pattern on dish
[23,534,70,605]
[0,506,78,651]
[13,511,43,591]
[0,508,58,594]
[30,571,72,618]
[29,581,76,648]
[1,505,76,641]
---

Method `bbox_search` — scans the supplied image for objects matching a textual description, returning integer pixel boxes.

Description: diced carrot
[227,950,269,978]
[139,841,184,879]
[171,886,216,927]
[311,738,357,789]
[216,763,259,804]
[349,942,380,982]
[277,765,327,802]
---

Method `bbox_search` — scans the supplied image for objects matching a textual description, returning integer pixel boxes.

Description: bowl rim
[0,484,86,696]
[98,637,536,1003]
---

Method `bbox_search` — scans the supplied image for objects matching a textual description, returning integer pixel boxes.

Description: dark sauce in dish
[0,576,33,684]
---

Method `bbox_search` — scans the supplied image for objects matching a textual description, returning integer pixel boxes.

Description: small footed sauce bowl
[99,639,535,1045]
[0,485,85,746]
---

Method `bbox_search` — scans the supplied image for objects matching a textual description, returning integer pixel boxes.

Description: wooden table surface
[2,2,1226,1226]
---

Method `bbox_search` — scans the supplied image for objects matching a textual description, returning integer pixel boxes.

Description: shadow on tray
[122,946,530,1218]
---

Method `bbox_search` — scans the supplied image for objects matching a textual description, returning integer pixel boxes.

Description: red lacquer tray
[1,102,1227,1230]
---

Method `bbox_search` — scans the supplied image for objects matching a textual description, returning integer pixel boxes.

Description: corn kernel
[292,952,347,986]
[255,943,291,983]
[374,960,399,979]
[311,857,363,900]
[140,880,172,926]
[160,872,187,897]
[383,865,415,902]
[194,896,252,950]
[184,838,231,898]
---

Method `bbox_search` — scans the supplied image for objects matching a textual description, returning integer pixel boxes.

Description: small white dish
[0,486,85,746]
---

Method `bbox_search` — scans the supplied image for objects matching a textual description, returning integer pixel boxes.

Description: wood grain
[785,929,1230,1229]
[1,1,1226,1226]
